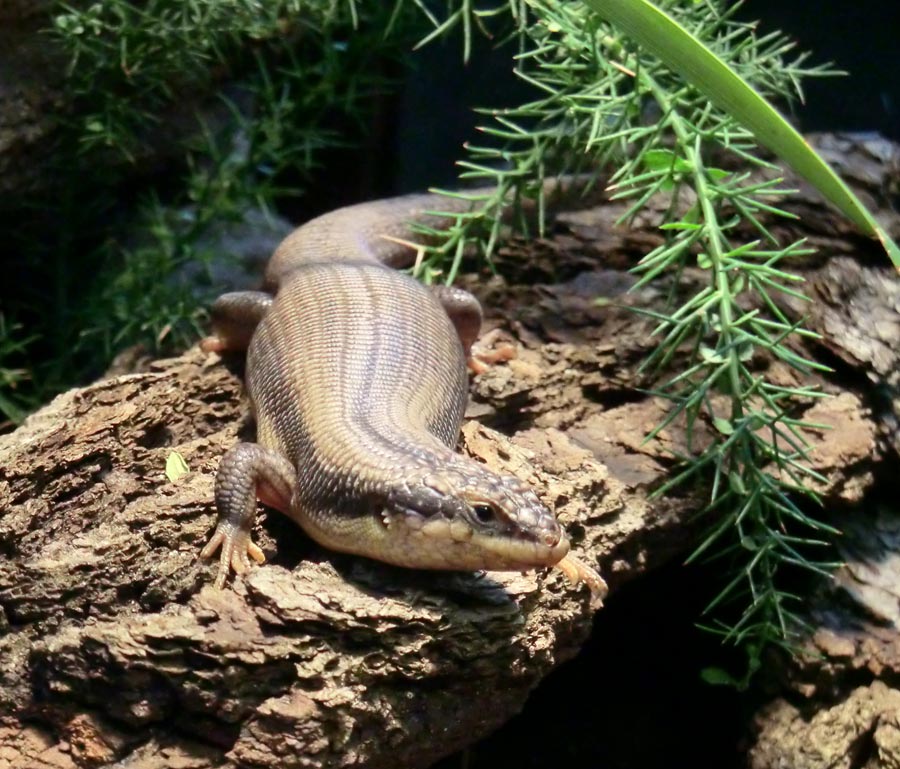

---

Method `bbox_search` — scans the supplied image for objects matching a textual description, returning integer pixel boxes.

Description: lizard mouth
[376,508,570,571]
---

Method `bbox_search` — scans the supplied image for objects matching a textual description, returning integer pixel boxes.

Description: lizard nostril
[543,530,561,547]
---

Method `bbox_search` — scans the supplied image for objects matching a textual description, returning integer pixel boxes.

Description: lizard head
[374,461,570,572]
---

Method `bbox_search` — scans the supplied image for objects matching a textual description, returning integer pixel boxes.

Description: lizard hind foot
[200,523,266,589]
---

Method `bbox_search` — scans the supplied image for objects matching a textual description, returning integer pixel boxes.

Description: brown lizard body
[201,191,606,599]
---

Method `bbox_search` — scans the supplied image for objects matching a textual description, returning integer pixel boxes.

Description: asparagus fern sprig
[406,0,859,679]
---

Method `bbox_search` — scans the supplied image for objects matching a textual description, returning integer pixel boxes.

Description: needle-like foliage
[405,0,841,681]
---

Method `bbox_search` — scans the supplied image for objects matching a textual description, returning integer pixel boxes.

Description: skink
[200,190,605,598]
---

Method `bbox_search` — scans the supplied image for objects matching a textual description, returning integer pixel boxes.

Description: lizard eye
[472,503,496,523]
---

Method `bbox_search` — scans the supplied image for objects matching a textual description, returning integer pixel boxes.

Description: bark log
[0,133,898,768]
[748,507,900,769]
[744,135,900,769]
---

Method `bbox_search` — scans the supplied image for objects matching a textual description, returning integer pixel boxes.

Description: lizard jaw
[368,509,571,572]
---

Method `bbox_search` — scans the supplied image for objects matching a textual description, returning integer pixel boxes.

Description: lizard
[200,188,607,601]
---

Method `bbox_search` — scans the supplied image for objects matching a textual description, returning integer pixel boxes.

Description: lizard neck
[294,414,461,503]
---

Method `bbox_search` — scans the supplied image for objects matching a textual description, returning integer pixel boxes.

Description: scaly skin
[201,190,607,600]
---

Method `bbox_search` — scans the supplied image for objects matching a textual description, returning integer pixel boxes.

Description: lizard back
[248,260,468,505]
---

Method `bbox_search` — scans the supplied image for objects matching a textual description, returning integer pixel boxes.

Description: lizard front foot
[204,442,295,588]
[468,328,517,374]
[200,521,266,589]
[555,554,608,608]
[200,335,227,353]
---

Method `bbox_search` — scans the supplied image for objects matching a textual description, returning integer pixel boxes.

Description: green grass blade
[581,0,900,271]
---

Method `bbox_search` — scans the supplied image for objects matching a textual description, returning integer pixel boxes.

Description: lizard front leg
[555,554,609,608]
[431,285,516,373]
[201,442,295,588]
[431,285,482,359]
[201,291,273,353]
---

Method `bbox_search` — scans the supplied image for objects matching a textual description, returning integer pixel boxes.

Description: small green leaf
[643,148,692,173]
[700,666,739,687]
[747,413,767,431]
[699,344,723,363]
[165,451,189,482]
[729,471,747,495]
[712,417,733,435]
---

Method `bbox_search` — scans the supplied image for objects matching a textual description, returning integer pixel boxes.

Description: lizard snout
[541,529,563,547]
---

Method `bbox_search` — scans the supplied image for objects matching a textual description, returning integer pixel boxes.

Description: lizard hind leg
[201,291,274,353]
[201,442,295,588]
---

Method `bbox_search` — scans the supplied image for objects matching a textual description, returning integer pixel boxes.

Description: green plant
[402,0,885,682]
[0,315,39,426]
[0,0,418,422]
[52,0,368,160]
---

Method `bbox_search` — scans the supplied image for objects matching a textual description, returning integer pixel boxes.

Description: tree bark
[1,133,898,768]
[743,135,900,769]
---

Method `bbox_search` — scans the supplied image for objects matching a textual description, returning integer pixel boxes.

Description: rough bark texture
[0,133,898,768]
[745,135,900,769]
[749,511,900,769]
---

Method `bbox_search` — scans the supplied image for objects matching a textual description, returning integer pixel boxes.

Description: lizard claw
[468,329,517,375]
[201,523,266,589]
[555,554,608,609]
